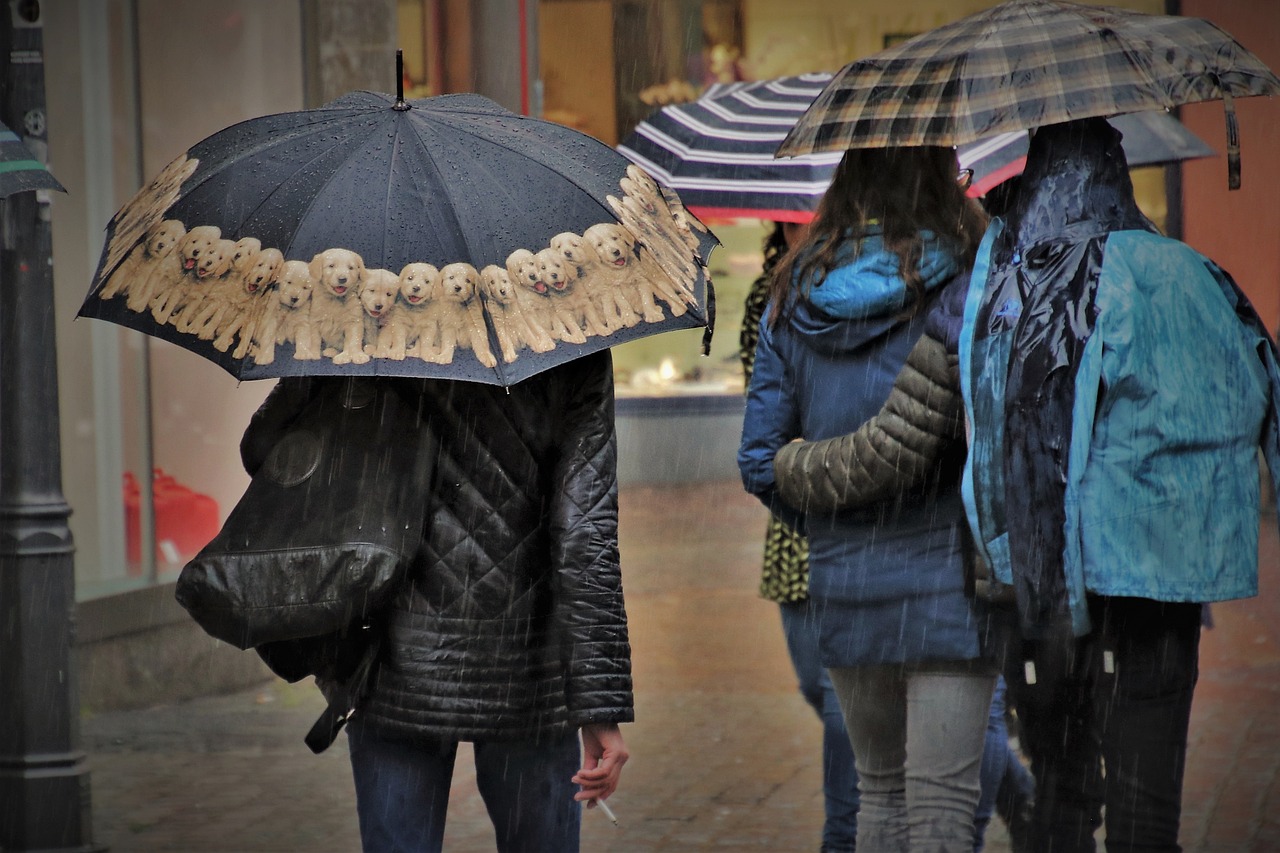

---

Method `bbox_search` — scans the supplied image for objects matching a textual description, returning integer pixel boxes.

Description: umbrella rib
[378,122,402,268]
[173,109,365,204]
[399,112,510,385]
[399,118,478,264]
[232,141,355,246]
[172,109,383,250]
[426,112,621,224]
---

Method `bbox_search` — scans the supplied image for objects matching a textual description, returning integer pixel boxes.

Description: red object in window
[123,469,221,574]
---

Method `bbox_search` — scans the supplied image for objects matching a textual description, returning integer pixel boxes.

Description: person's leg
[1093,597,1201,853]
[817,674,861,852]
[830,665,908,853]
[346,718,456,853]
[906,666,997,853]
[473,729,583,853]
[994,727,1036,853]
[1004,627,1103,853]
[780,601,859,851]
[972,675,1008,852]
[779,601,827,715]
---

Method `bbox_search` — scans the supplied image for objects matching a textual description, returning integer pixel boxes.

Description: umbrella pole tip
[394,49,410,111]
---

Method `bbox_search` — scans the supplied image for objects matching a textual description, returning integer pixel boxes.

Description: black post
[0,1,98,850]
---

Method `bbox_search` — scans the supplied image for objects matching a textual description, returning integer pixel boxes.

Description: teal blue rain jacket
[958,118,1279,638]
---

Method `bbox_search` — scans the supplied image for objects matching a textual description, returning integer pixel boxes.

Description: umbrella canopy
[619,73,840,222]
[964,109,1213,197]
[777,0,1279,189]
[619,71,1212,221]
[0,119,64,197]
[79,91,717,386]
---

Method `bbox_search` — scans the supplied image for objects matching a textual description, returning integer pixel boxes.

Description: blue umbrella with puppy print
[77,65,717,386]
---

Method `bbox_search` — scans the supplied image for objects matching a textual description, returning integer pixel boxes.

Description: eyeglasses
[957,168,975,190]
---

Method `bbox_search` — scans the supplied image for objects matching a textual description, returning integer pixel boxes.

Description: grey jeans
[829,663,996,853]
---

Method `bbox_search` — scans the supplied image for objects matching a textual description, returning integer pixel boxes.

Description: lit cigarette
[595,798,618,826]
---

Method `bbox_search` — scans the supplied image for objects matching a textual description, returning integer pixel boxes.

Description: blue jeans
[829,662,998,853]
[346,718,582,853]
[973,674,1035,852]
[780,601,860,852]
[1002,596,1201,853]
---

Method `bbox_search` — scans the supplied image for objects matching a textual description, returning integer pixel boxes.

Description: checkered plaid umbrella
[777,0,1280,189]
[619,72,1212,221]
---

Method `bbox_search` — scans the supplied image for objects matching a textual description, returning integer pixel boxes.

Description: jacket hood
[790,230,960,356]
[1004,117,1156,251]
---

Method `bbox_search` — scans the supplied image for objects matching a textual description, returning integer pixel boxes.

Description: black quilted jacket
[241,351,633,742]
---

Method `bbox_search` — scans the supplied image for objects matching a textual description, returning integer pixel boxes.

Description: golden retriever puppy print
[130,224,221,315]
[479,264,555,362]
[608,192,699,299]
[432,263,497,368]
[211,247,285,353]
[607,197,700,314]
[537,247,613,339]
[308,248,368,364]
[661,185,709,247]
[251,260,317,365]
[613,170,698,262]
[505,248,541,296]
[559,231,640,333]
[656,190,708,300]
[478,265,521,363]
[619,165,698,265]
[619,169,666,223]
[505,248,574,346]
[178,237,264,337]
[623,164,703,259]
[548,231,633,332]
[148,228,229,325]
[358,268,404,359]
[98,219,186,303]
[394,262,441,361]
[104,154,199,277]
[161,237,238,329]
[583,222,673,324]
[549,232,591,279]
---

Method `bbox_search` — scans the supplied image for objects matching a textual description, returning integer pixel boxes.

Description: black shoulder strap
[304,633,381,754]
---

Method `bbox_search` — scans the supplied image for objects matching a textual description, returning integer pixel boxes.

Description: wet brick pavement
[83,481,1279,852]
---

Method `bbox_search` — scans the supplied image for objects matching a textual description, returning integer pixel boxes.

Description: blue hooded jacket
[739,231,987,667]
[959,118,1280,638]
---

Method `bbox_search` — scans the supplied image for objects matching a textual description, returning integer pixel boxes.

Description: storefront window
[49,1,305,600]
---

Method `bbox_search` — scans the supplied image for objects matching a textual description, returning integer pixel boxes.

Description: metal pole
[0,0,98,850]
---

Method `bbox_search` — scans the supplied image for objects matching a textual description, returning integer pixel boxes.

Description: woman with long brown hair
[738,145,994,852]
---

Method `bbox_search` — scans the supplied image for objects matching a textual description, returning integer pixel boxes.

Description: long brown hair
[767,146,987,326]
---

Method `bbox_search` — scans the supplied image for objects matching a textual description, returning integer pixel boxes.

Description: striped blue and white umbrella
[618,74,839,223]
[0,119,65,198]
[618,72,1211,222]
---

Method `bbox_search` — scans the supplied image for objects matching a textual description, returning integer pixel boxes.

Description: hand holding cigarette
[574,723,629,819]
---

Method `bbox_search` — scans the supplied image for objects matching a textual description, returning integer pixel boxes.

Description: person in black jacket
[241,350,632,853]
